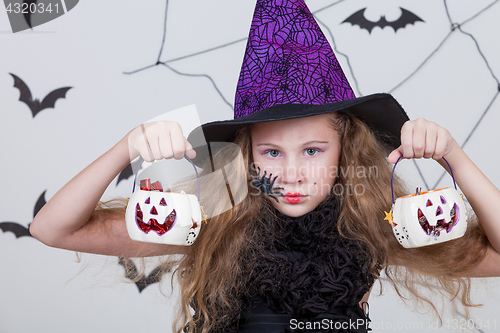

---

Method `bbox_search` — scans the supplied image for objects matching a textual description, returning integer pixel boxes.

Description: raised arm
[387,118,500,277]
[30,121,195,257]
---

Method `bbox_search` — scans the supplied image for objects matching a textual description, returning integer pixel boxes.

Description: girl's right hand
[127,121,196,162]
[30,120,194,257]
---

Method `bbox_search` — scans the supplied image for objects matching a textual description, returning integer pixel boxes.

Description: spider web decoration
[234,0,355,118]
[406,0,500,190]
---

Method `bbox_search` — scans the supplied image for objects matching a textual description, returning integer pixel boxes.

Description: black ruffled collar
[245,199,375,319]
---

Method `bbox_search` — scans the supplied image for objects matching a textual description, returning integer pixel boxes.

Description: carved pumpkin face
[135,196,176,236]
[391,187,467,248]
[125,190,201,246]
[417,192,460,237]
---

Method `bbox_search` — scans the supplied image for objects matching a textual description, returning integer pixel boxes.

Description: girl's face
[251,114,341,217]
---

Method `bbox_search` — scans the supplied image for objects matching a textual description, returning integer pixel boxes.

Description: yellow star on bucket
[384,209,395,226]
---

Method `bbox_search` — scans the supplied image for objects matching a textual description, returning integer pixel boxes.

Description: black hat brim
[188,93,409,165]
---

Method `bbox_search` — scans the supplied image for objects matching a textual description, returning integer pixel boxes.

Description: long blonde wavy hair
[99,112,489,333]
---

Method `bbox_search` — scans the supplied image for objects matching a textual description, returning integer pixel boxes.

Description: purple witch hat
[234,0,355,118]
[189,0,409,152]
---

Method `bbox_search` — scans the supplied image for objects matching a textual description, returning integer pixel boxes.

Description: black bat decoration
[118,257,172,293]
[23,0,37,29]
[0,222,32,238]
[34,190,47,217]
[9,73,72,118]
[117,163,134,186]
[116,160,142,186]
[0,190,47,239]
[342,7,424,34]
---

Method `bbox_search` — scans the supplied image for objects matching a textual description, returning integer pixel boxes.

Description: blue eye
[305,148,319,156]
[266,150,280,158]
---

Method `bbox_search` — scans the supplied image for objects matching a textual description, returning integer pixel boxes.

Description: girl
[30,0,500,332]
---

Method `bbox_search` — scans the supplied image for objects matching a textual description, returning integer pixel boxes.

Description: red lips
[283,192,305,203]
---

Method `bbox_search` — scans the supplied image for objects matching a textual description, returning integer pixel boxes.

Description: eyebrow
[256,140,330,147]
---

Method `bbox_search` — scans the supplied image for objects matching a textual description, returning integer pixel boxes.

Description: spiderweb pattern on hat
[234,0,356,119]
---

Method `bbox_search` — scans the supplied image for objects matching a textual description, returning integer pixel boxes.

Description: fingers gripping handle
[390,156,457,204]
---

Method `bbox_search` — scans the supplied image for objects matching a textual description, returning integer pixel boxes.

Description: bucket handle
[390,155,457,204]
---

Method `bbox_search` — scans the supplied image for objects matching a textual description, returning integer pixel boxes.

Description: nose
[280,157,305,185]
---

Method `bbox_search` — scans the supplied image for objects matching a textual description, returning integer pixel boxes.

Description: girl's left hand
[388,118,457,164]
[388,119,500,277]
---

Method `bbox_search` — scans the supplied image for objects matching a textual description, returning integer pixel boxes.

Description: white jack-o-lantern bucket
[125,157,203,246]
[387,156,467,248]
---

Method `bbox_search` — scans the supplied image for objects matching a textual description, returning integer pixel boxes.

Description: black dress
[225,199,376,332]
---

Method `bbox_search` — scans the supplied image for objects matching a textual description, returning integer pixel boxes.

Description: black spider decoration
[248,167,284,203]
